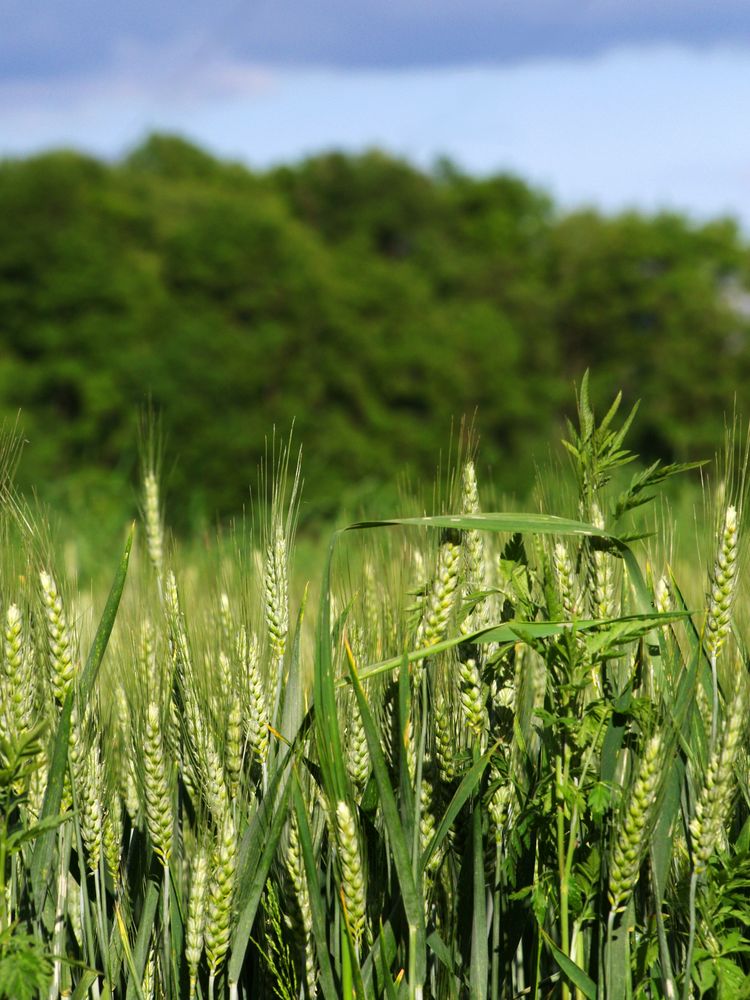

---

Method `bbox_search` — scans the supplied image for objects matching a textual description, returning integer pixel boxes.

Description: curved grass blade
[228,749,294,985]
[124,877,158,1000]
[346,649,426,992]
[355,613,686,684]
[314,531,349,804]
[347,513,610,539]
[279,583,309,744]
[421,745,494,873]
[291,774,339,1000]
[540,928,596,1000]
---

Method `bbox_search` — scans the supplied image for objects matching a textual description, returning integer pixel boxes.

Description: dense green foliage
[3,384,750,999]
[1,134,748,528]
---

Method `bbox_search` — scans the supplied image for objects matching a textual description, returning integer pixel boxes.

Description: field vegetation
[2,377,750,999]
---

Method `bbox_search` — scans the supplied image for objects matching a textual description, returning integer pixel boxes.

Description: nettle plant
[0,375,749,1000]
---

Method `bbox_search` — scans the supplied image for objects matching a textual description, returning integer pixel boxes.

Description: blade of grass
[470,771,488,1000]
[540,928,596,1000]
[291,774,339,1000]
[124,876,159,1000]
[421,745,495,873]
[228,750,294,985]
[346,647,426,994]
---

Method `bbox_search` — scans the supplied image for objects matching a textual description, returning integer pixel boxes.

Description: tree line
[0,133,747,528]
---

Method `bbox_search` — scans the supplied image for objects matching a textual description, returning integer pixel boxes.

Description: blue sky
[2,1,750,224]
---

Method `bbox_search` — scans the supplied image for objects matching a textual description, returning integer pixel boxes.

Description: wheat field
[1,378,749,1000]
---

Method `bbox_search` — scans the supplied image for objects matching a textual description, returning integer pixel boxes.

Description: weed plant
[1,376,750,999]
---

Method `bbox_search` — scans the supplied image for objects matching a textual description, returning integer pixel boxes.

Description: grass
[1,374,750,999]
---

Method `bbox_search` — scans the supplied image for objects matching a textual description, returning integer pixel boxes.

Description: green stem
[408,923,419,1000]
[0,808,7,933]
[342,921,353,1000]
[556,753,570,1000]
[605,910,616,1000]
[162,864,171,998]
[682,871,698,1000]
[491,841,501,1000]
[710,651,718,755]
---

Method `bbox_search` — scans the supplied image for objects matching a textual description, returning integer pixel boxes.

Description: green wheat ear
[205,810,237,978]
[690,679,747,873]
[40,570,77,704]
[142,701,174,867]
[608,731,664,913]
[706,504,738,661]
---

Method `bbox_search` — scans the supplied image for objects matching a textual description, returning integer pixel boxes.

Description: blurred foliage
[0,133,748,533]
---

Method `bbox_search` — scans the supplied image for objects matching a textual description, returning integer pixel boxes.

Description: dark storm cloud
[3,0,750,83]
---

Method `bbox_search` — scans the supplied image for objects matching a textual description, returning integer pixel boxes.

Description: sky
[2,1,750,224]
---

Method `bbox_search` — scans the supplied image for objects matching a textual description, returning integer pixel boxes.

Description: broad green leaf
[541,928,597,999]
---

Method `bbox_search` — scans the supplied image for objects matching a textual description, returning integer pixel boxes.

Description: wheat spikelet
[225,699,242,799]
[265,519,289,664]
[102,797,123,891]
[690,681,747,872]
[78,743,105,874]
[345,629,370,792]
[216,649,233,710]
[67,872,84,949]
[143,470,164,577]
[241,628,268,764]
[434,689,457,783]
[590,503,616,619]
[706,504,738,661]
[3,603,35,736]
[335,800,367,951]
[286,815,316,998]
[488,766,511,847]
[186,842,210,997]
[552,543,582,620]
[654,575,672,614]
[218,592,234,650]
[413,532,461,686]
[461,460,489,635]
[197,731,231,825]
[142,942,156,1000]
[420,757,441,876]
[143,702,173,867]
[25,746,48,824]
[205,810,237,976]
[608,732,664,912]
[346,703,370,795]
[138,619,158,693]
[40,570,77,704]
[362,560,383,658]
[113,687,140,823]
[165,570,192,680]
[458,651,487,744]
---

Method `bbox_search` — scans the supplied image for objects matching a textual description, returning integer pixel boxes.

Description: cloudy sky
[2,1,750,223]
